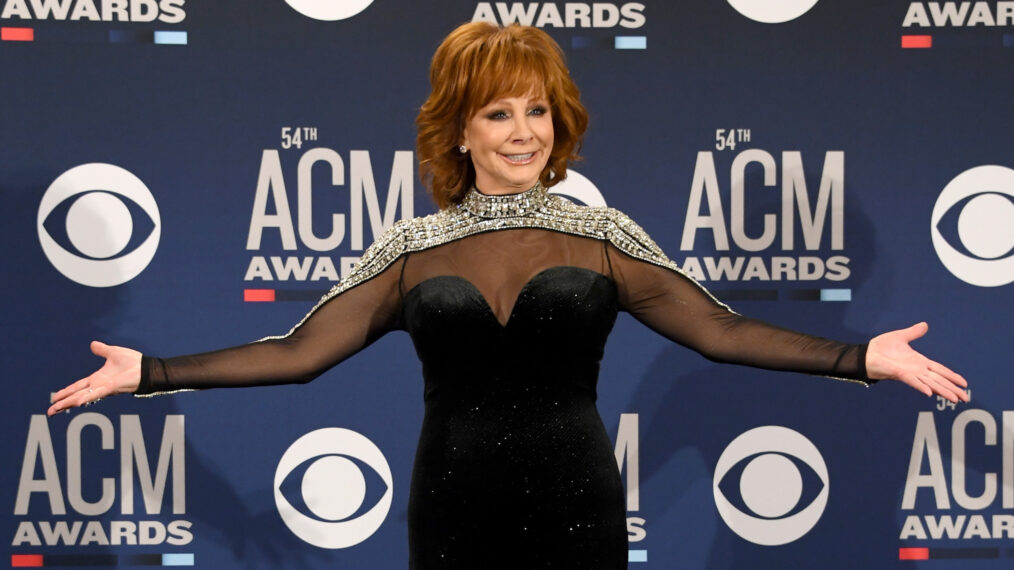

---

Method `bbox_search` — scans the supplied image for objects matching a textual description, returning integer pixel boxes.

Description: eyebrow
[484,96,549,107]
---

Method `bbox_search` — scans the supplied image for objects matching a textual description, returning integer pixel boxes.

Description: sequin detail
[267,183,724,335]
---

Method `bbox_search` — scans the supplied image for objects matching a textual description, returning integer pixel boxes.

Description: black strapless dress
[137,186,870,569]
[403,268,626,568]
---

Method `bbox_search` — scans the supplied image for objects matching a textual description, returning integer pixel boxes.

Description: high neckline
[458,183,549,218]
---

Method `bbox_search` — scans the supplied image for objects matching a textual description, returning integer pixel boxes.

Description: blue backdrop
[3,1,1012,568]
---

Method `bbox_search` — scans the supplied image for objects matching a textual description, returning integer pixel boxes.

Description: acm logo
[0,0,185,22]
[13,414,189,548]
[471,2,646,28]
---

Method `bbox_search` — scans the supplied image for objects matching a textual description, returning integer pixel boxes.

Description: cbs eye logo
[37,163,161,287]
[283,0,374,21]
[713,426,829,546]
[274,428,393,549]
[931,165,1014,287]
[726,0,819,23]
[549,169,606,207]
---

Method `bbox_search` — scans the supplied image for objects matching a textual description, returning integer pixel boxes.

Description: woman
[49,22,967,568]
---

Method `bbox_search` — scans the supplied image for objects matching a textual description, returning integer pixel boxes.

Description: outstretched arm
[47,257,404,416]
[609,244,968,401]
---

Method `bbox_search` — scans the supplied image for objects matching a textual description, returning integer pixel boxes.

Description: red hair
[417,22,589,209]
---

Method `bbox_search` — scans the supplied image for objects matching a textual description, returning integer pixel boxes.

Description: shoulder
[548,197,732,308]
[545,193,645,229]
[315,213,437,297]
[346,208,467,274]
[360,209,454,256]
[544,195,671,264]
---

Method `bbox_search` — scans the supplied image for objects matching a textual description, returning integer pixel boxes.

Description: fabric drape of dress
[137,184,869,569]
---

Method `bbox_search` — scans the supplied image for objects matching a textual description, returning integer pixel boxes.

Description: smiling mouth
[500,152,536,164]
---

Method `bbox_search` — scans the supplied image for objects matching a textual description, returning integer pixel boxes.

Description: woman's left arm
[607,243,968,402]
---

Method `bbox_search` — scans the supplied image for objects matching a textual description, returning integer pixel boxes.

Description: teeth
[504,153,534,162]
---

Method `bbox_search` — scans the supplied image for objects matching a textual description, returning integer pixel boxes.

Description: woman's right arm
[47,258,404,416]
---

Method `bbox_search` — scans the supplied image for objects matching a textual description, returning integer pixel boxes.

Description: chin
[509,176,541,189]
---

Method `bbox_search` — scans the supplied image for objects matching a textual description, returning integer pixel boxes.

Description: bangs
[464,38,558,115]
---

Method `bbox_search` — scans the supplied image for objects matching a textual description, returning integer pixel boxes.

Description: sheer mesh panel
[140,228,865,393]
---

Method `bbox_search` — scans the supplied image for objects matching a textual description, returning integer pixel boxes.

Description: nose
[511,115,533,143]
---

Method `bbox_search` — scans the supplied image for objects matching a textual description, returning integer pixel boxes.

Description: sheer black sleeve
[608,244,871,385]
[135,259,403,396]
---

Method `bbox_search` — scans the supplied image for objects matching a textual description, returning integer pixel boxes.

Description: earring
[458,145,468,154]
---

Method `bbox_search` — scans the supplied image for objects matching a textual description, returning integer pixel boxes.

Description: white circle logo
[930,165,1014,287]
[726,0,819,23]
[713,426,829,546]
[37,163,161,287]
[283,0,375,21]
[550,169,607,207]
[274,428,393,549]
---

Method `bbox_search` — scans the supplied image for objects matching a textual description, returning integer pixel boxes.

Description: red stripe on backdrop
[898,547,930,560]
[11,554,44,567]
[1,27,35,41]
[244,289,276,302]
[901,35,932,48]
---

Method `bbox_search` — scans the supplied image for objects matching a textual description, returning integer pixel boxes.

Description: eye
[486,110,509,121]
[712,426,830,546]
[528,105,548,116]
[277,453,390,522]
[273,427,393,549]
[934,191,1014,261]
[36,163,161,287]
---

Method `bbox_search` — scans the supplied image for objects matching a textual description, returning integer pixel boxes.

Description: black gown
[137,185,870,568]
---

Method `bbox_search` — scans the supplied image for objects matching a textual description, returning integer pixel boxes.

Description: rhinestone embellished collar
[458,183,549,219]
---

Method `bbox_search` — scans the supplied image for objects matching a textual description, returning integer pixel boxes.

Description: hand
[47,341,142,416]
[866,322,968,403]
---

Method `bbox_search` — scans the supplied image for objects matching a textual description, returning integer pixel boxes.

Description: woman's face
[462,93,554,195]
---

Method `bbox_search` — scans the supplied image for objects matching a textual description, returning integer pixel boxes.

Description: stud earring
[458,145,468,154]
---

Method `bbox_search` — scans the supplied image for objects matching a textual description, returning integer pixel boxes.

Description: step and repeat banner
[2,1,1012,568]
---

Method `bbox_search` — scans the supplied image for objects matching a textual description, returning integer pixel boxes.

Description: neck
[458,182,548,218]
[474,182,540,196]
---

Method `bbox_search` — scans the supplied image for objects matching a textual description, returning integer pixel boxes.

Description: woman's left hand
[866,322,968,403]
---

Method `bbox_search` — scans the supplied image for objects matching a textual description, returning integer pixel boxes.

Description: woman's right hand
[47,341,142,416]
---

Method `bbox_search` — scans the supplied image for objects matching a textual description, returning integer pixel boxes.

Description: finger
[48,376,112,414]
[899,372,933,398]
[53,385,105,415]
[899,322,929,343]
[47,394,82,416]
[927,361,967,388]
[50,377,94,402]
[920,371,966,403]
[91,340,110,357]
[925,369,970,402]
